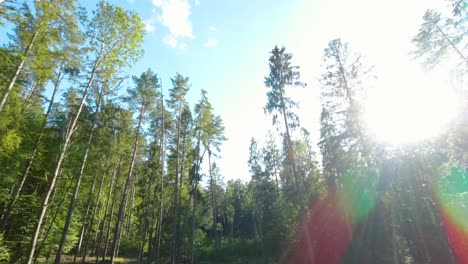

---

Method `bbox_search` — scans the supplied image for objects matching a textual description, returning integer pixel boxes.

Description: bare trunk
[156,85,165,262]
[102,171,118,262]
[171,101,183,264]
[137,192,149,264]
[176,132,187,263]
[81,172,105,264]
[279,96,298,194]
[110,107,144,264]
[73,174,97,264]
[94,166,118,264]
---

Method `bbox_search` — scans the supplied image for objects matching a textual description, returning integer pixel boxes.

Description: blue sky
[82,0,456,182]
[2,0,457,182]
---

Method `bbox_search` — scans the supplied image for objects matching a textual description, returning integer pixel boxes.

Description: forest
[0,0,466,263]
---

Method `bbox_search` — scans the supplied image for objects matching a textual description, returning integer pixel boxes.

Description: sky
[80,0,456,183]
[1,0,457,182]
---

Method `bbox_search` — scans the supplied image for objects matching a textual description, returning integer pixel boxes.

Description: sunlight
[364,68,459,144]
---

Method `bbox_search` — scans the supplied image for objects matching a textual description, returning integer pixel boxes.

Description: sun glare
[364,68,459,144]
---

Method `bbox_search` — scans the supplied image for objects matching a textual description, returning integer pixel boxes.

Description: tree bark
[94,165,118,264]
[81,171,105,264]
[73,174,98,264]
[0,27,39,113]
[110,106,144,264]
[171,100,183,264]
[156,85,166,263]
[54,83,104,264]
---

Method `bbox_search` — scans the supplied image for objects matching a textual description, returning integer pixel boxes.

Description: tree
[166,73,191,264]
[195,90,226,262]
[264,46,305,194]
[0,0,78,113]
[110,69,159,263]
[319,38,374,187]
[26,2,144,263]
[412,9,467,67]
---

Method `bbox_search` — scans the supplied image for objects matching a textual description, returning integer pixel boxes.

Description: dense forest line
[0,0,466,263]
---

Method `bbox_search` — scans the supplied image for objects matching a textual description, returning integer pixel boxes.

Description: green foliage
[0,0,465,263]
[0,233,10,263]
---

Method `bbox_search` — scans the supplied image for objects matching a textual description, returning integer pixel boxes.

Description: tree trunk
[55,84,104,264]
[0,27,39,113]
[21,81,38,113]
[73,174,98,264]
[94,166,118,264]
[81,172,105,264]
[33,180,73,262]
[26,61,98,264]
[208,151,219,263]
[156,85,166,263]
[0,66,63,231]
[171,101,183,264]
[279,93,299,195]
[102,169,119,262]
[110,107,144,264]
[432,21,468,65]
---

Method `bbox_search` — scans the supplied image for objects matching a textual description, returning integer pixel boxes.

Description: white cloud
[163,34,188,49]
[151,0,195,48]
[144,18,157,32]
[204,39,218,48]
[194,0,200,7]
[163,35,178,48]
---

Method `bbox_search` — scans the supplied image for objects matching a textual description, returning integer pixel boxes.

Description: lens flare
[436,166,468,263]
[285,165,378,264]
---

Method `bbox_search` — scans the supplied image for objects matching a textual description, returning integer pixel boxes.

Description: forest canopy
[0,0,466,263]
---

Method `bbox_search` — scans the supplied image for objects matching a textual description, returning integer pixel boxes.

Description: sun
[364,67,459,144]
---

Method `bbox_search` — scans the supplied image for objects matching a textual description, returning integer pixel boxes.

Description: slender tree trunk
[176,132,187,263]
[110,107,144,264]
[156,85,165,262]
[55,85,104,264]
[124,180,135,236]
[208,151,219,263]
[33,180,73,262]
[21,81,38,113]
[279,93,299,195]
[432,22,468,65]
[189,182,198,264]
[26,61,99,264]
[94,166,117,264]
[81,172,105,264]
[73,174,97,264]
[189,138,204,264]
[0,66,63,231]
[171,102,183,264]
[138,192,149,264]
[0,28,39,113]
[102,172,118,262]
